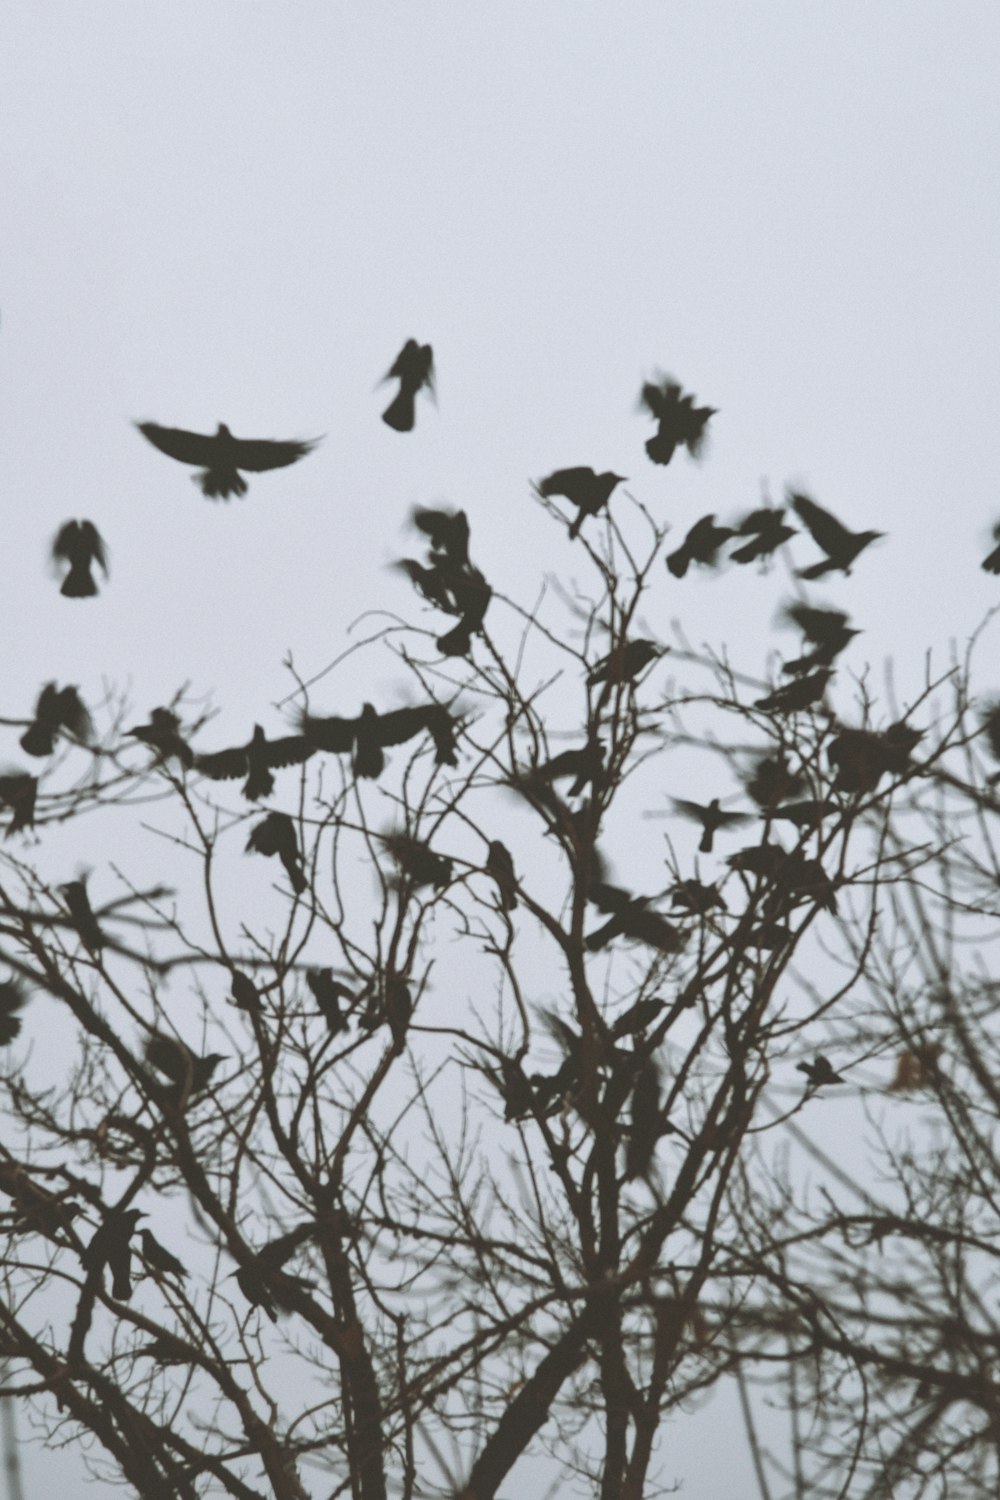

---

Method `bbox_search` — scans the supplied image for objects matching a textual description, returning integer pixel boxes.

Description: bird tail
[666,549,690,578]
[796,562,832,581]
[353,742,385,780]
[282,854,307,895]
[60,563,97,598]
[243,766,274,802]
[20,725,54,757]
[645,431,677,466]
[197,468,247,500]
[436,621,473,657]
[382,389,416,432]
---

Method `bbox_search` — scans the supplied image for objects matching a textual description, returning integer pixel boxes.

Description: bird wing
[263,735,315,770]
[588,881,632,915]
[790,494,849,554]
[80,522,109,572]
[51,522,81,563]
[136,422,216,466]
[372,706,435,747]
[194,745,248,780]
[228,436,319,472]
[56,688,93,740]
[670,798,708,822]
[298,713,358,753]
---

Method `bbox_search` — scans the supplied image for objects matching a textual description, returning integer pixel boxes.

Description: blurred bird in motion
[145,1031,225,1103]
[137,421,318,499]
[300,700,459,780]
[0,772,37,836]
[666,514,734,578]
[195,723,314,800]
[51,521,108,598]
[126,708,194,768]
[730,507,797,566]
[791,492,883,578]
[20,683,91,758]
[246,812,307,894]
[639,376,716,466]
[536,467,626,539]
[587,638,664,688]
[779,601,860,675]
[381,339,434,432]
[0,978,30,1045]
[382,832,454,892]
[663,797,750,854]
[60,879,106,955]
[797,1054,845,1089]
[981,522,1000,574]
[586,881,687,954]
[754,669,832,715]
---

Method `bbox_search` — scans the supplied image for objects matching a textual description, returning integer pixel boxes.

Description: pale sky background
[3,3,999,1495]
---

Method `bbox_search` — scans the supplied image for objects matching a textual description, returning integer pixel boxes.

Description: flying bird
[21,683,91,758]
[779,601,860,675]
[586,882,687,954]
[0,979,30,1045]
[790,493,883,578]
[666,514,735,578]
[411,507,470,567]
[532,737,606,798]
[729,507,797,566]
[665,797,751,854]
[232,1224,316,1321]
[195,723,314,801]
[299,701,459,780]
[639,377,716,466]
[742,752,806,812]
[246,812,306,894]
[796,1054,845,1089]
[126,708,194,768]
[137,421,318,500]
[381,340,434,432]
[51,521,108,598]
[536,467,626,539]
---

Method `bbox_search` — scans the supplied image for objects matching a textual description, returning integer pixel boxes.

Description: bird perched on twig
[299,700,459,780]
[20,683,91,758]
[61,879,106,955]
[382,832,454,892]
[381,339,434,432]
[754,669,832,715]
[51,521,109,598]
[81,1208,146,1301]
[639,376,716,466]
[666,514,735,578]
[669,879,726,915]
[137,420,318,500]
[779,602,860,675]
[536,467,626,539]
[625,1058,665,1181]
[0,979,30,1045]
[828,722,922,794]
[729,507,797,566]
[139,1229,187,1280]
[230,970,263,1014]
[306,970,355,1034]
[531,737,606,798]
[791,492,883,578]
[485,840,518,912]
[587,638,664,688]
[796,1054,845,1089]
[0,772,37,836]
[195,723,313,800]
[145,1032,225,1103]
[126,708,194,768]
[742,752,806,813]
[232,1224,317,1322]
[663,797,750,854]
[246,812,306,894]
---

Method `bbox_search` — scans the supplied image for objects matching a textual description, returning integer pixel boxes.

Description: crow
[60,880,106,955]
[435,566,493,657]
[536,467,626,539]
[639,377,716,466]
[611,998,667,1037]
[485,840,518,911]
[51,521,108,598]
[0,772,37,836]
[382,340,434,432]
[743,752,806,812]
[668,797,751,854]
[0,979,29,1045]
[411,507,470,568]
[791,493,884,578]
[145,1032,225,1101]
[981,522,1000,574]
[828,722,922,794]
[625,1059,662,1181]
[586,882,687,954]
[587,638,664,688]
[230,970,263,1014]
[796,1054,845,1088]
[81,1208,146,1301]
[393,558,457,613]
[21,683,91,758]
[232,1224,316,1321]
[729,507,797,565]
[0,1164,81,1241]
[666,514,735,578]
[139,1229,187,1280]
[754,669,832,715]
[137,421,318,500]
[980,701,1000,782]
[195,723,314,801]
[246,812,306,894]
[494,1054,537,1122]
[769,798,840,829]
[126,708,194,768]
[299,701,459,780]
[382,832,454,892]
[779,602,860,675]
[306,969,354,1033]
[669,879,726,915]
[532,737,606,798]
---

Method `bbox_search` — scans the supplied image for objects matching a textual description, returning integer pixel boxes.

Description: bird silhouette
[195,723,314,801]
[60,880,106,955]
[306,969,354,1033]
[980,701,1000,782]
[639,377,716,466]
[0,979,30,1044]
[769,798,840,829]
[536,468,626,539]
[145,1032,225,1101]
[779,601,860,675]
[382,833,454,892]
[233,1225,316,1321]
[729,507,797,565]
[126,708,194,768]
[981,522,1000,574]
[625,1059,663,1181]
[137,421,318,500]
[666,514,735,578]
[587,638,664,688]
[81,1208,146,1301]
[742,752,806,812]
[51,521,108,598]
[532,737,606,798]
[669,879,726,915]
[230,970,263,1013]
[411,507,470,567]
[0,1164,81,1241]
[828,722,922,793]
[299,701,459,779]
[667,797,750,854]
[246,812,306,894]
[139,1229,187,1280]
[586,882,687,953]
[382,340,434,432]
[754,669,832,715]
[485,840,518,911]
[796,1055,845,1088]
[0,772,37,836]
[791,493,883,578]
[21,683,91,758]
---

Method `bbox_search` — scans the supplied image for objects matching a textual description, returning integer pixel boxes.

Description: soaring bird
[137,421,318,500]
[485,840,518,911]
[791,493,883,578]
[381,340,434,432]
[126,708,194,768]
[666,514,735,577]
[639,377,716,466]
[299,701,459,780]
[195,723,314,801]
[729,507,797,566]
[81,1208,146,1301]
[51,521,108,598]
[779,601,860,675]
[0,979,30,1045]
[246,812,307,894]
[0,772,37,836]
[667,797,750,854]
[587,638,664,688]
[536,467,626,539]
[21,683,91,758]
[60,879,106,955]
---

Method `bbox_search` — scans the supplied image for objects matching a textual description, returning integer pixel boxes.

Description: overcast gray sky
[3,3,1000,1494]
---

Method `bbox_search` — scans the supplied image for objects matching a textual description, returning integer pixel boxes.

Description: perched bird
[0,978,30,1045]
[137,421,318,500]
[667,797,750,854]
[828,722,922,794]
[135,1335,201,1366]
[21,683,92,758]
[411,507,470,568]
[126,708,194,768]
[384,974,413,1047]
[587,638,664,688]
[61,879,106,955]
[81,1208,146,1301]
[195,723,314,801]
[586,882,687,954]
[669,879,726,915]
[381,340,434,432]
[536,468,626,539]
[485,840,518,912]
[744,920,792,950]
[639,377,716,466]
[611,997,667,1037]
[382,832,454,892]
[230,970,263,1014]
[299,701,459,780]
[246,812,306,894]
[393,558,457,613]
[666,514,735,578]
[791,493,883,579]
[0,772,37,836]
[0,1164,81,1241]
[51,521,108,598]
[625,1059,663,1181]
[306,969,354,1034]
[435,566,493,657]
[743,752,806,813]
[796,1055,845,1089]
[779,602,860,675]
[145,1032,225,1101]
[139,1228,187,1280]
[727,841,790,880]
[981,522,1000,575]
[769,798,840,829]
[754,669,832,715]
[233,1224,316,1321]
[889,1043,943,1092]
[729,507,797,566]
[727,844,836,912]
[532,737,605,798]
[494,1054,537,1122]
